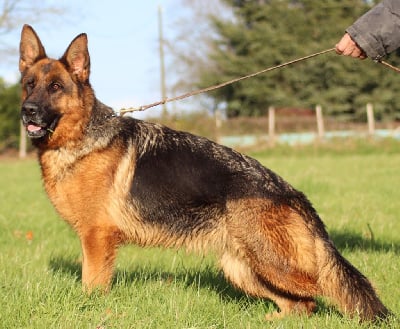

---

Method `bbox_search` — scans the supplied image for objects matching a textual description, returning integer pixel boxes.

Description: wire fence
[218,104,400,148]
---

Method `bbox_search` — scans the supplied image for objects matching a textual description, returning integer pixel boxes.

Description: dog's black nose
[22,102,39,115]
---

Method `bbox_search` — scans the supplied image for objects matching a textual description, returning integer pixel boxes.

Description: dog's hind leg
[220,251,317,319]
[223,200,324,318]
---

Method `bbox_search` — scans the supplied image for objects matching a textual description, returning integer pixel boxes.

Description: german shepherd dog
[19,25,389,321]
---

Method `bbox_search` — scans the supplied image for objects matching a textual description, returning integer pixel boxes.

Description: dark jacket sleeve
[346,0,400,60]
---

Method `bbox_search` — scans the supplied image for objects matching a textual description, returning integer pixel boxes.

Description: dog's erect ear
[19,24,47,73]
[61,33,90,82]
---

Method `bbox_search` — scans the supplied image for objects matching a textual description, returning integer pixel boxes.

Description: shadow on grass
[49,255,81,281]
[48,255,254,303]
[48,230,396,318]
[329,229,400,254]
[49,254,340,317]
[116,264,250,302]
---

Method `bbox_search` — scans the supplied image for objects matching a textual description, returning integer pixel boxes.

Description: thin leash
[379,60,400,74]
[119,48,336,115]
[118,47,400,116]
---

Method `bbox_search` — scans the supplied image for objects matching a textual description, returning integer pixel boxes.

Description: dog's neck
[91,99,116,121]
[36,97,119,168]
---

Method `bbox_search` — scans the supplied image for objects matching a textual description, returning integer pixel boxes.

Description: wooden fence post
[366,103,375,135]
[19,122,27,159]
[268,106,275,146]
[215,108,222,144]
[316,104,325,140]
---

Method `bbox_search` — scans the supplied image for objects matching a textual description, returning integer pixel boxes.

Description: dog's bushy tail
[317,240,390,322]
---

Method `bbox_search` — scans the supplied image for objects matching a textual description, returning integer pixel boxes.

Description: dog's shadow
[48,255,255,303]
[329,229,400,254]
[48,254,341,317]
[48,230,398,317]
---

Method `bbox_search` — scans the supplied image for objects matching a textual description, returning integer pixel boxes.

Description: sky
[0,0,187,118]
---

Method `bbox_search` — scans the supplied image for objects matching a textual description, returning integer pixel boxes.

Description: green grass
[0,141,399,328]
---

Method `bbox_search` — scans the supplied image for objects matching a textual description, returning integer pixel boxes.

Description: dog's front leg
[79,225,122,293]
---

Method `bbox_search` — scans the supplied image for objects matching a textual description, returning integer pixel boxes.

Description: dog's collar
[104,112,117,120]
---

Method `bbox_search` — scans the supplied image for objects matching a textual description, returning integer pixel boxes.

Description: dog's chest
[39,147,125,229]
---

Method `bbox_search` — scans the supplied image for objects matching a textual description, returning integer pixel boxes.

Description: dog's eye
[49,82,62,92]
[25,79,35,92]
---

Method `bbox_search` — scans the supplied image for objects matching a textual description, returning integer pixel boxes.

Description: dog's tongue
[27,124,42,132]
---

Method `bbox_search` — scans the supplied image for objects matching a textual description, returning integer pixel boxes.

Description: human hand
[335,33,367,59]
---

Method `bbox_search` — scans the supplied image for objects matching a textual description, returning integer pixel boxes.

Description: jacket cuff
[346,26,385,61]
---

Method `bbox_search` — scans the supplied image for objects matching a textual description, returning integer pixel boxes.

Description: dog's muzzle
[21,102,58,138]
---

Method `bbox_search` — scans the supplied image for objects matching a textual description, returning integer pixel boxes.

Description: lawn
[0,141,399,328]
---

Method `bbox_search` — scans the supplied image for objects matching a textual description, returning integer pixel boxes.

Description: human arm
[336,0,400,60]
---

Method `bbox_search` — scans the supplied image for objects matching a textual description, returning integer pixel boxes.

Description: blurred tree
[0,79,20,150]
[166,1,231,114]
[172,0,400,120]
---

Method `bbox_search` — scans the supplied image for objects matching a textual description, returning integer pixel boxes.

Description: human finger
[335,33,353,54]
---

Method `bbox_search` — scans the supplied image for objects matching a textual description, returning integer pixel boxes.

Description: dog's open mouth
[27,124,43,132]
[25,122,46,138]
[25,120,57,138]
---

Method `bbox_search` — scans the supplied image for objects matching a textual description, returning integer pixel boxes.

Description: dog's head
[19,25,92,145]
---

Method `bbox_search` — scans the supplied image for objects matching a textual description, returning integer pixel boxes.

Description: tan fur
[226,199,319,292]
[40,142,126,289]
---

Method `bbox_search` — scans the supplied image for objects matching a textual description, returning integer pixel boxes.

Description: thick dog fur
[19,25,390,321]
